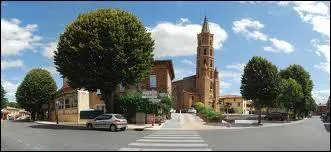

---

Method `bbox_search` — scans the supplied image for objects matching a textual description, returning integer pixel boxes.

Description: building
[48,60,174,123]
[219,95,252,114]
[1,106,30,120]
[48,78,91,122]
[172,16,220,111]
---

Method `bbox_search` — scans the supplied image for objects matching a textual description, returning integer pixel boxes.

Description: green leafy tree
[7,102,20,108]
[15,69,57,121]
[279,64,314,118]
[1,85,8,109]
[240,56,281,124]
[278,78,304,120]
[54,8,154,113]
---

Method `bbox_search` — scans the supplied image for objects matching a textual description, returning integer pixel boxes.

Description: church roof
[201,16,210,33]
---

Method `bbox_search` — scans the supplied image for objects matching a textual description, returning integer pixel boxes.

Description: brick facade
[172,16,220,111]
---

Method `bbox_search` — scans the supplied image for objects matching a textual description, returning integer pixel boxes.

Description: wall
[78,89,90,120]
[89,92,103,109]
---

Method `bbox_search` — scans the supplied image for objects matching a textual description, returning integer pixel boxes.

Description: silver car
[86,114,127,132]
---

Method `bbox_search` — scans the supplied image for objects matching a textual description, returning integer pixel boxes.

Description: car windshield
[114,114,125,119]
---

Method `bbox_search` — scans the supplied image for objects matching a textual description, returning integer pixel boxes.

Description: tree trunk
[293,109,296,120]
[101,89,116,113]
[258,104,262,124]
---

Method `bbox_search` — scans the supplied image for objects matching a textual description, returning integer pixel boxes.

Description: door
[94,115,106,128]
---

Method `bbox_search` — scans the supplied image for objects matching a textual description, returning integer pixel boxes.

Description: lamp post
[55,100,59,125]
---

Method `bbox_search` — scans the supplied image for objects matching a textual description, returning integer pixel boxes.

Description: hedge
[118,93,172,120]
[194,102,220,121]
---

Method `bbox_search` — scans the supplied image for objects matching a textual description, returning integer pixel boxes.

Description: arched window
[210,60,213,67]
[204,49,207,55]
[204,60,206,65]
[210,49,213,56]
[210,82,213,89]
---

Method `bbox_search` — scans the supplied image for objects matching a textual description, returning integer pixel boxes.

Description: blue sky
[1,1,330,104]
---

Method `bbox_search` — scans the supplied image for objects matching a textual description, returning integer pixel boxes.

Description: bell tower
[196,16,217,107]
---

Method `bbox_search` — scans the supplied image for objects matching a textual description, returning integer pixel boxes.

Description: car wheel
[87,123,93,129]
[120,127,126,131]
[110,124,117,132]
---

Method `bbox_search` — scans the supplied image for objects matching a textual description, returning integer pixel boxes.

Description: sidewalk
[34,121,165,131]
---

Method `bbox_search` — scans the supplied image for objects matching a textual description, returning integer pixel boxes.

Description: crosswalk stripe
[118,148,212,151]
[141,148,212,151]
[148,134,200,137]
[144,136,201,139]
[136,139,204,142]
[128,143,209,147]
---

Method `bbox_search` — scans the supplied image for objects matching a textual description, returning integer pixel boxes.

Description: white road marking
[141,148,212,151]
[144,136,201,139]
[129,143,208,147]
[136,139,204,142]
[148,134,200,137]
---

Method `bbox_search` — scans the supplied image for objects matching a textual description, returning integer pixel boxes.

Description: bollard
[158,115,161,126]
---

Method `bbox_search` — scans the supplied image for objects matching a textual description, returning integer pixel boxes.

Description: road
[1,116,329,151]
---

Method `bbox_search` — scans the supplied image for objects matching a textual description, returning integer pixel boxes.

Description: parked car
[86,114,127,132]
[187,108,197,114]
[264,112,287,121]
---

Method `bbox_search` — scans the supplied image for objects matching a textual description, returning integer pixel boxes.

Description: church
[172,16,220,113]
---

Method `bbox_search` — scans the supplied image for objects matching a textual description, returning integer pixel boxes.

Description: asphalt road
[1,116,329,151]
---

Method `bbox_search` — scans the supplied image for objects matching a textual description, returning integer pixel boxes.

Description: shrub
[194,102,204,112]
[196,103,220,122]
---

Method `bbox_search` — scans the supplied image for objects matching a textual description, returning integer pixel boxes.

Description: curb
[181,118,309,130]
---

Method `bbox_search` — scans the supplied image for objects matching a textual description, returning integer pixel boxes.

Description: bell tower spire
[201,16,210,33]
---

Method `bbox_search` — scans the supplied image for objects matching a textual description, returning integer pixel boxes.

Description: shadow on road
[324,123,330,132]
[28,124,112,132]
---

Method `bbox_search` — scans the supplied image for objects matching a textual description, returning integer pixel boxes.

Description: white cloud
[279,1,330,38]
[181,59,195,66]
[147,18,227,58]
[1,80,20,100]
[220,70,242,83]
[232,18,268,41]
[312,89,330,104]
[225,63,245,71]
[312,40,330,74]
[43,41,58,59]
[173,67,195,81]
[41,66,58,75]
[220,81,232,89]
[1,18,42,56]
[1,59,24,70]
[266,38,294,54]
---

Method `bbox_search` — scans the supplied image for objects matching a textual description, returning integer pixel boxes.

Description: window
[210,40,212,45]
[192,96,194,101]
[72,100,78,107]
[233,98,236,102]
[204,60,206,66]
[210,82,213,89]
[95,114,111,120]
[210,71,213,78]
[210,60,213,67]
[210,49,213,56]
[65,99,70,108]
[237,103,241,107]
[150,75,156,88]
[120,83,125,92]
[204,49,207,55]
[58,100,64,109]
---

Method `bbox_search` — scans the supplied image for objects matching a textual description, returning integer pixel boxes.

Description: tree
[54,8,154,113]
[7,102,20,108]
[278,78,304,120]
[279,64,314,119]
[1,85,8,109]
[240,56,281,124]
[15,69,57,121]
